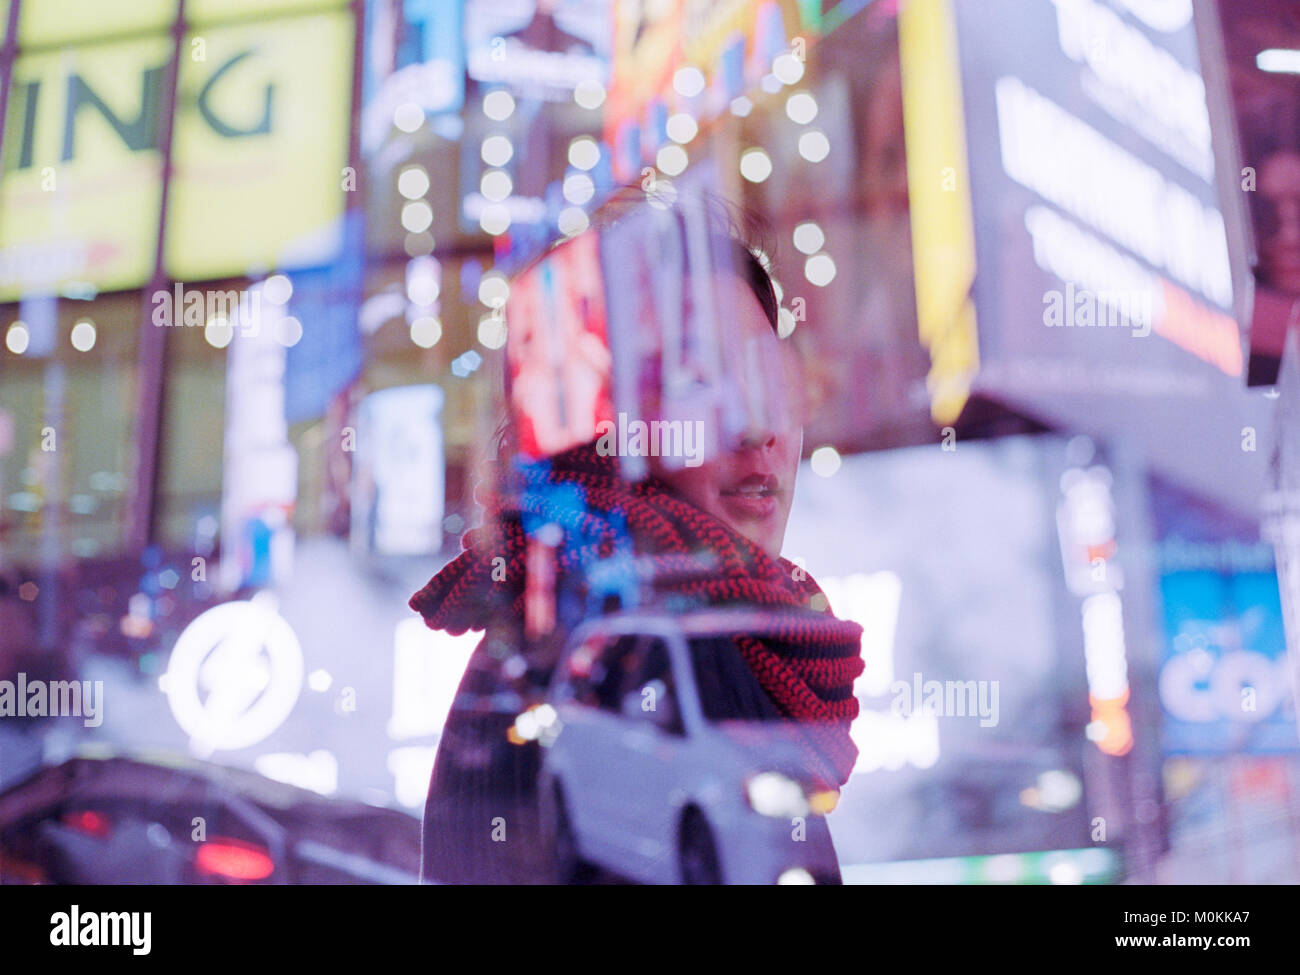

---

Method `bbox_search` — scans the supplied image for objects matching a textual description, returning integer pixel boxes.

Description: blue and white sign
[1158,568,1297,753]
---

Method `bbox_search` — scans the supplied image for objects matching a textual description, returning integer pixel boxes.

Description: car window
[620,638,684,735]
[565,634,640,712]
[689,635,786,723]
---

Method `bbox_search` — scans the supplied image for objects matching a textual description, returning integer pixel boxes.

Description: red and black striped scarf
[410,443,864,786]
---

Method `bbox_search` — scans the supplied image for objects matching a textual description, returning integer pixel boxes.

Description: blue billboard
[1158,564,1295,753]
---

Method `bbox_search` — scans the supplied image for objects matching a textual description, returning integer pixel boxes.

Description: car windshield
[688,635,789,724]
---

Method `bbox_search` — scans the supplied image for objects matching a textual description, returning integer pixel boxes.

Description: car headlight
[777,868,817,885]
[807,787,839,815]
[744,772,811,818]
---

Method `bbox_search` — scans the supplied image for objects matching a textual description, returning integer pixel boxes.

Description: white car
[535,608,846,885]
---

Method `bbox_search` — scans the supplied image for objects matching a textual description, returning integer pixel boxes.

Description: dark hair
[732,238,779,333]
[588,183,780,333]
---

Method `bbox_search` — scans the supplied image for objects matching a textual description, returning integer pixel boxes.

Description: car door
[553,632,639,867]
[605,636,688,883]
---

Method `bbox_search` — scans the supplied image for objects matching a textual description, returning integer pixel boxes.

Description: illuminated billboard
[2,0,347,47]
[605,0,809,182]
[465,0,609,99]
[350,385,446,558]
[505,230,613,459]
[0,7,355,300]
[901,0,1271,517]
[1,36,170,298]
[167,12,355,281]
[1149,481,1296,754]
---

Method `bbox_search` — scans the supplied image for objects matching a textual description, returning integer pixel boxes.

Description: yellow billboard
[2,0,345,47]
[166,11,354,281]
[0,36,169,300]
[187,0,348,26]
[898,0,980,426]
[0,9,354,301]
[12,0,176,48]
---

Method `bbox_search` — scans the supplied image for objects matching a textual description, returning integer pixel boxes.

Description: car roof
[569,605,830,642]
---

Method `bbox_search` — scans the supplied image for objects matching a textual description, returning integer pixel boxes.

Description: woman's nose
[739,429,778,451]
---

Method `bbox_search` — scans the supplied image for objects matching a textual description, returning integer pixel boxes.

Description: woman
[410,194,864,884]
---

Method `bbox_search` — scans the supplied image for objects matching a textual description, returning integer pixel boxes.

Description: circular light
[562,172,594,205]
[480,169,513,203]
[204,317,234,349]
[760,73,783,94]
[568,137,600,171]
[799,129,831,163]
[274,315,303,348]
[406,257,441,306]
[397,166,430,200]
[804,252,837,287]
[739,148,772,183]
[480,135,514,167]
[409,316,442,348]
[478,313,508,349]
[786,91,818,124]
[1037,769,1083,810]
[558,206,589,236]
[479,204,511,236]
[574,79,606,110]
[792,221,825,255]
[656,144,688,176]
[810,445,841,477]
[404,232,434,257]
[514,709,540,741]
[401,200,434,233]
[308,669,333,693]
[70,319,97,352]
[777,306,797,338]
[162,599,303,752]
[393,102,424,132]
[478,273,510,308]
[264,274,293,305]
[673,67,705,98]
[6,321,29,355]
[772,53,805,85]
[483,89,515,121]
[730,96,753,117]
[666,112,698,144]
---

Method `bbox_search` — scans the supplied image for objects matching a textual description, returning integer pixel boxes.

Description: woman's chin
[732,520,783,559]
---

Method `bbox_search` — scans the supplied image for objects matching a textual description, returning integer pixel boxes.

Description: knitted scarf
[410,443,864,786]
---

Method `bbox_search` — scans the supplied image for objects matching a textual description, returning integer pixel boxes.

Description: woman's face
[653,273,803,559]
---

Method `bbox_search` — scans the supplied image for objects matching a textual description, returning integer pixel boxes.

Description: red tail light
[194,837,275,881]
[61,809,112,838]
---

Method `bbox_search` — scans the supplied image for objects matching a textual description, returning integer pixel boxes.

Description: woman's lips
[719,475,778,520]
